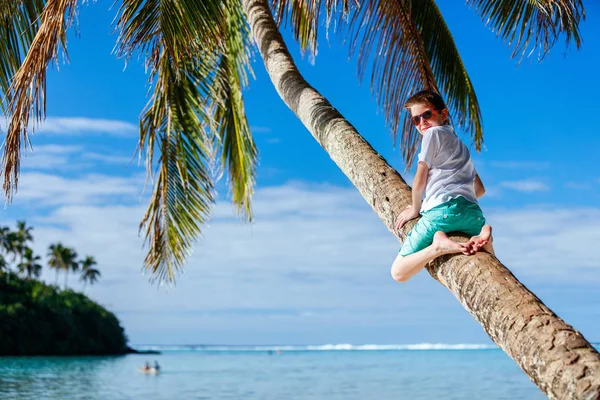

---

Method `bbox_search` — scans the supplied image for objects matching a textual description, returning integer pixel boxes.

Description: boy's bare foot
[464,225,492,255]
[432,231,466,255]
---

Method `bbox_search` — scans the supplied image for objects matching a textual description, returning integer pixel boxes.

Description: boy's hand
[395,205,420,230]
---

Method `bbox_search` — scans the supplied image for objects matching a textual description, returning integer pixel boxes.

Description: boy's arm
[474,173,485,199]
[395,162,429,230]
[411,161,429,211]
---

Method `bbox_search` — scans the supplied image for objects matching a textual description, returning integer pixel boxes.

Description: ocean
[0,344,563,399]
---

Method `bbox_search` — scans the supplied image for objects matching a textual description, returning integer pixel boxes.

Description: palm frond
[114,0,225,76]
[138,54,216,283]
[1,0,77,201]
[270,0,357,55]
[116,0,258,281]
[214,2,257,219]
[466,0,585,61]
[340,0,439,166]
[269,0,444,165]
[0,0,46,107]
[411,0,483,151]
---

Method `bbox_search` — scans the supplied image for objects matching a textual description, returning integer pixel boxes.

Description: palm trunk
[241,1,600,398]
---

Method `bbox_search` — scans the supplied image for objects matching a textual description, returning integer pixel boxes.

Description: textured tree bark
[241,0,600,398]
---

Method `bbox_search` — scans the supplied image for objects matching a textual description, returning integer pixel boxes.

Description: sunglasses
[410,109,441,126]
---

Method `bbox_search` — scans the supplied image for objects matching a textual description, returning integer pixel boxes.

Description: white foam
[133,343,498,352]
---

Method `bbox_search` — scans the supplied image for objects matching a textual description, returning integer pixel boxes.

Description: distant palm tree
[79,256,100,292]
[17,248,42,280]
[0,255,8,278]
[3,231,19,263]
[62,248,78,290]
[14,220,34,263]
[0,226,11,254]
[0,226,19,281]
[0,227,11,279]
[47,243,67,286]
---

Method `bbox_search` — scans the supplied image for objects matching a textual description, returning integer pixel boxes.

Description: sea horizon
[131,342,600,352]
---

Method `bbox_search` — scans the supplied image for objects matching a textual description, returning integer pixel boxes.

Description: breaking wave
[134,343,498,352]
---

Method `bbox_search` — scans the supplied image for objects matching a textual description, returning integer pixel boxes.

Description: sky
[1,1,600,346]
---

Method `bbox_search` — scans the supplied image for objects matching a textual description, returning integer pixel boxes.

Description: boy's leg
[464,225,495,256]
[391,231,466,282]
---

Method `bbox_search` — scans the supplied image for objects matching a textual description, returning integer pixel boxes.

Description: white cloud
[82,152,137,165]
[29,144,83,154]
[1,117,137,137]
[5,174,600,344]
[250,126,272,133]
[499,180,549,192]
[487,207,600,278]
[564,182,593,190]
[18,144,139,171]
[15,172,144,206]
[20,145,85,171]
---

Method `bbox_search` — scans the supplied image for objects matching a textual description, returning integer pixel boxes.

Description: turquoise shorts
[399,196,485,256]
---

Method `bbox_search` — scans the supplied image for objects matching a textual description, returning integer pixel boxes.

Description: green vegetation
[0,272,128,355]
[0,221,128,355]
[1,221,101,289]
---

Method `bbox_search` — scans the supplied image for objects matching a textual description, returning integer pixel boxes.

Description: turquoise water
[0,346,548,399]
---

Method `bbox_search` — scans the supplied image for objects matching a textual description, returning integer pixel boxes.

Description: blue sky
[2,1,599,346]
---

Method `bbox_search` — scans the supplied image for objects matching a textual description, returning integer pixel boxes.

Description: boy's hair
[404,90,447,111]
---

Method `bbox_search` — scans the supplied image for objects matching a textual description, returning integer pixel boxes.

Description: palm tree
[61,247,78,290]
[14,220,34,264]
[1,1,597,398]
[79,256,100,292]
[17,248,42,280]
[0,255,9,278]
[0,227,12,275]
[0,226,20,281]
[47,243,66,286]
[0,226,11,254]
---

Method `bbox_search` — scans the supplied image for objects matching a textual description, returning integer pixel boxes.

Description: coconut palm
[47,242,67,286]
[61,247,78,290]
[2,0,598,398]
[0,227,12,265]
[14,221,34,263]
[0,255,9,278]
[0,226,11,253]
[0,226,20,281]
[79,256,100,292]
[17,248,42,280]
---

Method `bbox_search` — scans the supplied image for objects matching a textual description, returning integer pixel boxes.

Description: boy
[390,90,494,282]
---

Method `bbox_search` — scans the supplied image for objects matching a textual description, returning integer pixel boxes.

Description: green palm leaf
[114,0,225,75]
[214,2,257,218]
[1,0,77,200]
[115,0,258,282]
[0,0,46,106]
[466,0,585,61]
[138,55,216,283]
[410,0,483,153]
[269,0,356,56]
[342,0,440,166]
[268,0,584,166]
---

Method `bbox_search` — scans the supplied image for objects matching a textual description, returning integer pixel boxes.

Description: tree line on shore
[0,221,100,290]
[0,222,127,355]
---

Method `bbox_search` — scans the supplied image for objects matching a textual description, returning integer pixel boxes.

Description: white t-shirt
[417,125,478,212]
